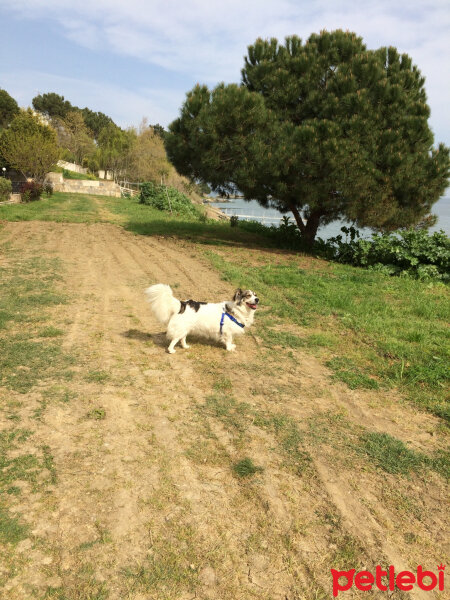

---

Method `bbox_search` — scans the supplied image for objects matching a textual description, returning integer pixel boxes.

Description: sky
[0,0,449,147]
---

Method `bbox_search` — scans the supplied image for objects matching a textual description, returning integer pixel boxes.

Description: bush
[139,183,199,217]
[0,177,12,202]
[317,226,450,281]
[234,217,449,281]
[20,181,43,203]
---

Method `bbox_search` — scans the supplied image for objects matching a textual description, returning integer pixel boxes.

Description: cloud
[1,0,449,141]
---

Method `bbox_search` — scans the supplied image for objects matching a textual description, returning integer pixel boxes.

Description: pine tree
[166,30,449,246]
[32,92,73,119]
[0,88,20,129]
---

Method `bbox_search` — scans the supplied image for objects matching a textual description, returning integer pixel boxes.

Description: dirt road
[0,221,447,599]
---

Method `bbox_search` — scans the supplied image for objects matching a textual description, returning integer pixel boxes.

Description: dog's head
[232,288,259,311]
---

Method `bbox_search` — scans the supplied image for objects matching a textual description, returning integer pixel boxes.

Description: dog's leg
[180,336,190,349]
[222,332,236,352]
[167,337,181,354]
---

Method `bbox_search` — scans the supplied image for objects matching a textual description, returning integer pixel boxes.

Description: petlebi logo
[331,564,445,597]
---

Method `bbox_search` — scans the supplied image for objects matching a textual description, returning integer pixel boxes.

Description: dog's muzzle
[246,297,259,310]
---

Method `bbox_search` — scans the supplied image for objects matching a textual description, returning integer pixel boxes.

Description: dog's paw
[182,343,190,349]
[167,348,176,354]
[226,343,236,352]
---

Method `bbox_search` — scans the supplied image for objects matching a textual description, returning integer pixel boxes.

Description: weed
[86,408,106,420]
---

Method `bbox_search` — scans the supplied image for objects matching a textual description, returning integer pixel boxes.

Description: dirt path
[0,221,447,600]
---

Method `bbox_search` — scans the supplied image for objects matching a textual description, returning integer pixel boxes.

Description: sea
[211,194,450,239]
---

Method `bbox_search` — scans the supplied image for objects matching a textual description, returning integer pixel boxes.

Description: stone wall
[46,173,121,197]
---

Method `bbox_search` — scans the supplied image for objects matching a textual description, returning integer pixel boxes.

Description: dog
[145,284,259,353]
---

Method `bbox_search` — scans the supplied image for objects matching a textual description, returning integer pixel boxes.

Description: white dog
[145,284,259,353]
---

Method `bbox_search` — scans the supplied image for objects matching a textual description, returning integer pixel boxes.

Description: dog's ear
[233,288,243,303]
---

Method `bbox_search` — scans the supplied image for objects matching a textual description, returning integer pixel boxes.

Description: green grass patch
[0,337,70,393]
[326,357,380,389]
[53,166,99,180]
[359,432,423,475]
[0,192,102,223]
[84,370,110,383]
[232,458,263,478]
[0,506,29,545]
[38,326,64,337]
[0,255,75,393]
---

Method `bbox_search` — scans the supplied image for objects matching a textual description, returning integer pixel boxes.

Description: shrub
[0,177,12,202]
[20,181,43,203]
[139,183,199,217]
[316,226,450,281]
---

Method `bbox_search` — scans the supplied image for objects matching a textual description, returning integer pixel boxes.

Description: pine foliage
[166,30,450,245]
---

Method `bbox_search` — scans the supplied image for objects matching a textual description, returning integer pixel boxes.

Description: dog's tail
[145,284,181,326]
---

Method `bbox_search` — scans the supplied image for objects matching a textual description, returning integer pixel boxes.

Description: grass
[0,506,29,545]
[84,369,110,383]
[0,192,104,223]
[0,256,74,393]
[53,166,99,180]
[358,432,425,475]
[358,432,450,479]
[206,253,450,421]
[0,245,77,553]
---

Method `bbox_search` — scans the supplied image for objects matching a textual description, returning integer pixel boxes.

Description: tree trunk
[289,204,321,248]
[289,204,306,235]
[303,212,321,248]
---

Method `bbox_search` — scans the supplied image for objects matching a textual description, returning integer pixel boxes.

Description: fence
[118,181,142,198]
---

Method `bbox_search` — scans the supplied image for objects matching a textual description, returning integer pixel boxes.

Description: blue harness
[220,311,245,335]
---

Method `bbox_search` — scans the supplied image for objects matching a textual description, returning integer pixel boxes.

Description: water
[211,195,450,239]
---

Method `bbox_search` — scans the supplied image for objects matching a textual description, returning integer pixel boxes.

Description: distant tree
[0,109,60,181]
[126,119,171,182]
[150,123,167,140]
[81,108,116,140]
[0,89,20,129]
[166,30,450,246]
[54,110,96,165]
[97,123,134,179]
[32,92,73,119]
